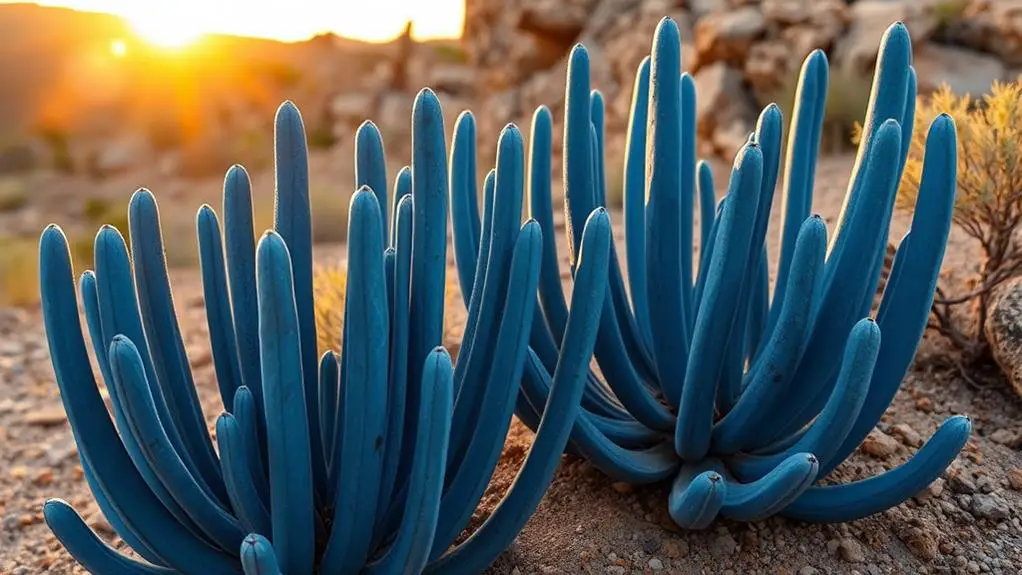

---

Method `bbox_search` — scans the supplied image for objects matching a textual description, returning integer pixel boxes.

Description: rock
[899,526,939,561]
[689,0,725,19]
[611,482,634,494]
[663,540,688,559]
[860,429,901,459]
[838,538,865,563]
[713,119,757,163]
[92,135,151,177]
[1007,468,1022,491]
[989,428,1020,447]
[763,0,850,50]
[694,62,758,158]
[21,408,66,427]
[915,395,935,413]
[32,468,53,487]
[695,7,767,67]
[948,471,979,494]
[891,423,923,448]
[464,0,598,88]
[985,276,1022,398]
[45,439,77,466]
[913,44,1006,96]
[970,494,1011,521]
[648,558,664,570]
[915,478,945,503]
[331,92,377,129]
[376,92,413,141]
[85,510,116,538]
[942,0,1022,67]
[833,0,939,72]
[517,0,594,40]
[711,532,738,557]
[762,0,813,25]
[429,64,477,96]
[744,40,794,98]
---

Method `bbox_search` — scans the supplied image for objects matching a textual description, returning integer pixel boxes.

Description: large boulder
[463,0,599,89]
[833,0,941,71]
[986,276,1022,399]
[914,44,1007,96]
[694,62,758,160]
[942,0,1022,66]
[694,6,767,67]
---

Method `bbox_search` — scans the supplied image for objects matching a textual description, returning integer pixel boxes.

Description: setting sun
[30,0,465,44]
[128,11,206,49]
[109,38,126,57]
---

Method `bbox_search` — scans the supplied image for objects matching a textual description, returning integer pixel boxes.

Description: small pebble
[861,429,900,458]
[1006,469,1022,491]
[839,539,865,563]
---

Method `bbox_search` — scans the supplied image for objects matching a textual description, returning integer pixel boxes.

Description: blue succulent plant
[38,90,609,573]
[448,18,972,529]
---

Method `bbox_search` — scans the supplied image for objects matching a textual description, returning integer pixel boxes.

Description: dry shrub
[0,237,40,306]
[313,262,347,355]
[311,260,468,360]
[878,81,1022,358]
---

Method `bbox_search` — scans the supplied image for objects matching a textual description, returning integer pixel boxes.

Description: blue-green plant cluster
[38,91,608,573]
[452,18,971,529]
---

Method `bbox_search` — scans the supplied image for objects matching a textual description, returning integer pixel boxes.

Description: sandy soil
[1,155,1021,574]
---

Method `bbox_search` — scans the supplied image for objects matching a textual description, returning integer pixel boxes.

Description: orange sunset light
[30,0,465,45]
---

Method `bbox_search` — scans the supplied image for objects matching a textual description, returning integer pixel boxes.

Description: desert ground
[1,153,1020,574]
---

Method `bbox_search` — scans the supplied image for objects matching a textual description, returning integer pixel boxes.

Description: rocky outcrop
[941,0,1022,67]
[462,0,1021,163]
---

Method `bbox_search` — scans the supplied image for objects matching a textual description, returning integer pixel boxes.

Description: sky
[26,0,465,43]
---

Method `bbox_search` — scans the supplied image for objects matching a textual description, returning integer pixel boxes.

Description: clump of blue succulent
[38,90,609,573]
[450,18,972,529]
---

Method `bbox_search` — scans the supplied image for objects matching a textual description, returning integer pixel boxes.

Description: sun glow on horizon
[128,11,206,49]
[27,1,465,44]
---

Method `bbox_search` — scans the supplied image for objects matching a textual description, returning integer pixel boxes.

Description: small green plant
[307,122,338,150]
[933,0,969,28]
[769,64,873,154]
[0,237,39,306]
[37,125,74,174]
[83,196,130,237]
[431,42,469,65]
[0,179,28,212]
[82,197,111,222]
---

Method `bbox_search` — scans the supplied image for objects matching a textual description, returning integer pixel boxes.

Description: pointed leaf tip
[569,43,589,65]
[654,16,681,41]
[275,100,304,129]
[413,88,443,120]
[40,223,65,241]
[880,20,913,54]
